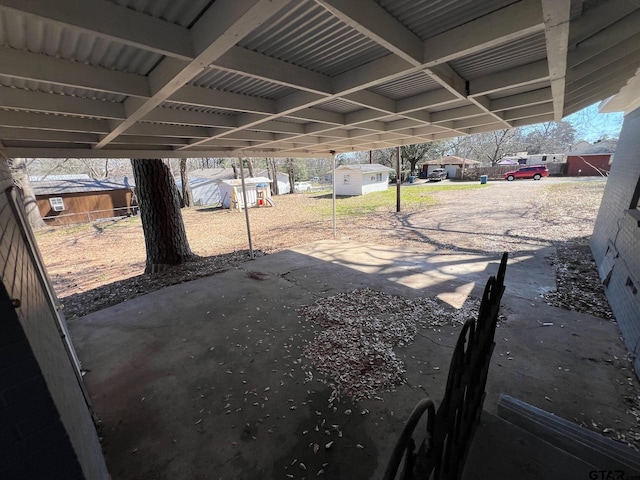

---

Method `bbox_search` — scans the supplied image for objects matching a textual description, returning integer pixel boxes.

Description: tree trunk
[131,159,194,273]
[245,157,255,177]
[268,158,279,195]
[286,158,295,193]
[179,159,193,208]
[8,158,46,229]
[232,162,238,179]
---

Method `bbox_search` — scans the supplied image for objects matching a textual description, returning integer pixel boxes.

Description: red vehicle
[504,165,549,181]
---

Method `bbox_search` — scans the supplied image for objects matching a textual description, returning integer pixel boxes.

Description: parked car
[294,181,312,192]
[428,168,448,182]
[504,165,549,181]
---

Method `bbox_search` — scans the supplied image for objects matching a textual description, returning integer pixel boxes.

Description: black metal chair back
[384,252,508,480]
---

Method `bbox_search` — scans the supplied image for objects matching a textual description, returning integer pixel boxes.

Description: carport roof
[0,0,638,159]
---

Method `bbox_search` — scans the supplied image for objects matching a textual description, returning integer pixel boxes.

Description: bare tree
[179,159,193,208]
[523,121,576,154]
[7,158,46,229]
[266,158,280,195]
[245,157,255,177]
[131,159,194,273]
[467,129,525,165]
[285,158,296,193]
[401,141,446,174]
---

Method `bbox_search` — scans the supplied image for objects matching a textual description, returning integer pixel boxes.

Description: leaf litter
[298,288,485,402]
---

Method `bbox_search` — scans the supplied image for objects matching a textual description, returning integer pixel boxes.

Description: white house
[334,164,395,196]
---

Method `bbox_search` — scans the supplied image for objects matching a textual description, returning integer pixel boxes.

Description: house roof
[175,176,219,190]
[32,177,136,195]
[567,140,616,155]
[424,156,479,165]
[336,164,395,173]
[220,177,272,186]
[29,174,92,182]
[0,1,638,159]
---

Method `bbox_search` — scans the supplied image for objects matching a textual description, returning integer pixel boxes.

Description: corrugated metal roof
[375,0,519,40]
[450,32,547,80]
[316,99,362,114]
[0,10,161,76]
[29,174,92,181]
[239,0,390,76]
[189,68,296,100]
[0,77,126,103]
[33,177,136,195]
[110,0,213,28]
[487,81,551,100]
[368,71,439,100]
[162,101,240,117]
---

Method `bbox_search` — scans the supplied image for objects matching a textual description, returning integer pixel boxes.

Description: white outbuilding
[218,177,274,209]
[334,164,395,196]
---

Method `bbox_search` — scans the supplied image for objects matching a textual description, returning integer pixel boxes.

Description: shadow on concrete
[69,240,636,480]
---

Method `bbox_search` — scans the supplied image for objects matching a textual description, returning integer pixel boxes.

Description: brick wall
[591,107,640,373]
[0,160,109,479]
[1,283,84,479]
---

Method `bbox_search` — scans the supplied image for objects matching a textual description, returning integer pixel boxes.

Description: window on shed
[343,174,350,185]
[377,173,382,181]
[542,155,547,161]
[49,197,65,212]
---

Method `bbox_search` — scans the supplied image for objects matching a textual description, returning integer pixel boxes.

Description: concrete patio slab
[68,240,638,479]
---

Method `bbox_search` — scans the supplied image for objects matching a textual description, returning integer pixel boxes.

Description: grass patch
[312,183,487,218]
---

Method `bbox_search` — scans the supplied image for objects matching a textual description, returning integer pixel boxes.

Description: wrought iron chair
[384,252,508,480]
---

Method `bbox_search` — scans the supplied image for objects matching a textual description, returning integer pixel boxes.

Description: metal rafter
[0,0,637,158]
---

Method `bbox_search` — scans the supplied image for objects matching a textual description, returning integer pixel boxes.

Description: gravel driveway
[36,177,607,319]
[394,177,605,254]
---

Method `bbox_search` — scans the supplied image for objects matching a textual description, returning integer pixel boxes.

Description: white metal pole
[238,157,254,259]
[331,151,336,239]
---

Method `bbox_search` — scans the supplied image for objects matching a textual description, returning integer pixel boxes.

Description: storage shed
[175,177,221,206]
[334,164,394,196]
[219,177,273,209]
[33,177,136,225]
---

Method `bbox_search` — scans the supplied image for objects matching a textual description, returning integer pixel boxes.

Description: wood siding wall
[36,189,133,225]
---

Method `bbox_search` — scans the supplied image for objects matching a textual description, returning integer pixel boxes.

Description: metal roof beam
[422,0,545,67]
[0,127,98,143]
[0,110,110,133]
[0,0,194,60]
[0,87,125,120]
[568,10,640,69]
[489,88,553,111]
[126,123,213,138]
[541,0,571,121]
[313,0,423,65]
[568,0,640,47]
[502,103,554,122]
[168,85,276,115]
[0,46,150,97]
[215,46,332,94]
[469,60,550,97]
[96,0,292,149]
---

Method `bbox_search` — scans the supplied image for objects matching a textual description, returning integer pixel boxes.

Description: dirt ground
[36,176,640,455]
[36,177,604,303]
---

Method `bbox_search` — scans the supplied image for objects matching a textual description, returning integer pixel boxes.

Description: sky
[564,103,624,142]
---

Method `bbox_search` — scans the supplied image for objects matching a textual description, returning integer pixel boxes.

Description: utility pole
[331,150,336,238]
[396,146,401,213]
[238,157,254,259]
